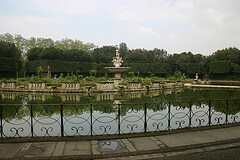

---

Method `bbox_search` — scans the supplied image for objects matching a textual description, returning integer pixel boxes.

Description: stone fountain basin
[105,67,130,73]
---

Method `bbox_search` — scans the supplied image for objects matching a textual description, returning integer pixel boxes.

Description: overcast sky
[0,0,240,55]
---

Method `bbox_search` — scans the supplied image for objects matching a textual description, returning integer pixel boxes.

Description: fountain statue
[105,45,130,81]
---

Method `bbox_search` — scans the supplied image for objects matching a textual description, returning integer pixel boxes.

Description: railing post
[189,101,192,127]
[30,105,34,138]
[118,104,121,135]
[60,104,64,137]
[90,104,93,136]
[168,102,171,130]
[144,103,147,133]
[225,99,228,124]
[208,100,211,126]
[0,105,2,138]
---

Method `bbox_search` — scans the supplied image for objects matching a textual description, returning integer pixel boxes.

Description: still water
[1,88,240,104]
[1,88,240,138]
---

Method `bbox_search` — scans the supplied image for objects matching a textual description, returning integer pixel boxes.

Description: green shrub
[41,78,52,83]
[17,77,29,82]
[97,77,107,82]
[143,77,151,83]
[37,66,43,78]
[90,70,97,76]
[128,72,135,78]
[85,76,97,82]
[78,75,84,80]
[131,77,142,82]
[105,73,108,79]
[30,76,41,82]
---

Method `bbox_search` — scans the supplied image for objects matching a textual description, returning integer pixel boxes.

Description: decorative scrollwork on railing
[175,120,185,128]
[230,115,239,123]
[152,122,164,131]
[126,124,138,133]
[211,100,226,125]
[195,118,205,126]
[2,105,31,137]
[0,98,240,138]
[64,105,91,136]
[71,126,84,135]
[191,101,209,127]
[9,127,24,137]
[147,103,168,131]
[99,125,112,134]
[40,127,54,136]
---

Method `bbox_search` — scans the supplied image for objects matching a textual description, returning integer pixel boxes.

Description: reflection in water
[165,89,174,95]
[1,88,240,139]
[1,98,239,138]
[1,93,16,100]
[96,93,115,101]
[61,94,81,102]
[127,92,142,99]
[28,94,46,101]
[1,88,240,105]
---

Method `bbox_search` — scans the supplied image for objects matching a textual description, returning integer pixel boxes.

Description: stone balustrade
[150,81,161,89]
[175,81,183,88]
[1,81,16,89]
[61,82,81,92]
[127,82,143,89]
[96,82,115,91]
[165,81,174,89]
[28,82,46,90]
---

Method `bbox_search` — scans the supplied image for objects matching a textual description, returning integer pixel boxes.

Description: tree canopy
[1,33,240,80]
[0,40,22,77]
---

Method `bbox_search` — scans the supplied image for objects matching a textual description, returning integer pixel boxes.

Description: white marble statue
[112,45,123,67]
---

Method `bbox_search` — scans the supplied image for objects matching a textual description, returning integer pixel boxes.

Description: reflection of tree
[211,99,240,115]
[2,105,30,121]
[1,89,240,120]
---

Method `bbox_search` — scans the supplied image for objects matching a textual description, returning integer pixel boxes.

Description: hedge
[26,60,96,74]
[0,57,18,71]
[25,60,170,76]
[210,61,230,74]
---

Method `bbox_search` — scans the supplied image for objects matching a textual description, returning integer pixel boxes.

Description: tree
[26,47,42,61]
[0,33,14,43]
[0,41,22,77]
[148,48,168,61]
[55,38,95,51]
[119,42,128,57]
[125,49,148,63]
[92,46,115,63]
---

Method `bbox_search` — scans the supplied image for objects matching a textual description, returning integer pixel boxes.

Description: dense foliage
[0,33,240,80]
[0,40,22,77]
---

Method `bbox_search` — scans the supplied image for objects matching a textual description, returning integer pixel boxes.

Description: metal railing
[0,98,240,138]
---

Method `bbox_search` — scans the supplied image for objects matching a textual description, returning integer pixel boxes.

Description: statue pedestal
[114,73,121,80]
[105,67,130,82]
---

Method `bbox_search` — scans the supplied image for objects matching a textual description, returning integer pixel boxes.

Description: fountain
[105,45,130,81]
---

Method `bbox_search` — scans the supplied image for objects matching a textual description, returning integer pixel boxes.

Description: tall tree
[119,42,128,57]
[0,41,22,77]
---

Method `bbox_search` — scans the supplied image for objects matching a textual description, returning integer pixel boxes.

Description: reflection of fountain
[105,45,130,81]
